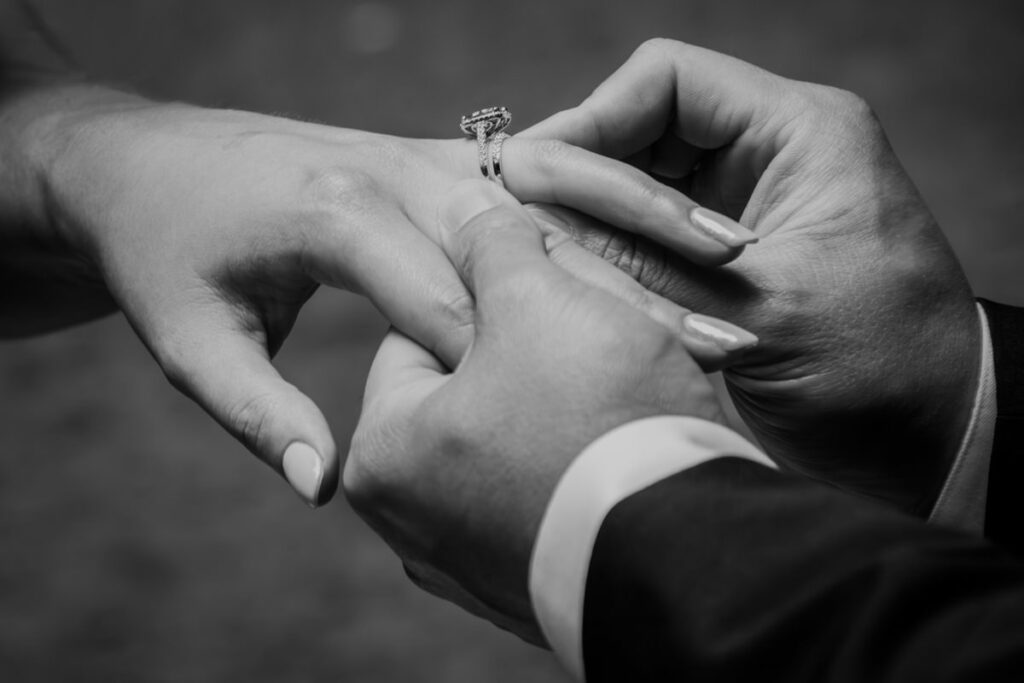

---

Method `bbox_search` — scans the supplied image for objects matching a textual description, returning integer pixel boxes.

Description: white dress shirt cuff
[528,416,773,681]
[928,303,996,534]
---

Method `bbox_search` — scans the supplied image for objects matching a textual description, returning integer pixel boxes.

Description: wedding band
[460,106,511,185]
[488,132,509,188]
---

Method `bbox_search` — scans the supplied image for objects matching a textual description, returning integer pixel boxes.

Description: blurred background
[2,0,1023,681]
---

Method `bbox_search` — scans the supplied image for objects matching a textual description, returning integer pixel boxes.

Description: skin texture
[0,73,754,504]
[524,39,980,515]
[344,180,726,644]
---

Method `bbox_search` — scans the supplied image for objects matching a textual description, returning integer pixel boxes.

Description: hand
[2,84,755,505]
[343,180,725,642]
[526,40,980,514]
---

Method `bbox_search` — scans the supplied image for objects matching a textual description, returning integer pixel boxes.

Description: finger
[343,328,446,521]
[438,180,559,305]
[498,137,758,267]
[363,328,446,413]
[527,205,757,372]
[522,39,786,153]
[308,207,473,370]
[152,303,338,507]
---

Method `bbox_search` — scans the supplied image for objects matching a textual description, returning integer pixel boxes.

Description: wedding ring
[460,106,511,185]
[488,132,509,188]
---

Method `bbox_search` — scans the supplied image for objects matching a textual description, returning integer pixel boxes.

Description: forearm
[0,2,141,334]
[1,0,77,244]
[582,459,1024,681]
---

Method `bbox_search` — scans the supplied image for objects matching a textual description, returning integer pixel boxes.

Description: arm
[896,297,1024,549]
[0,0,115,335]
[345,181,1024,680]
[979,299,1024,552]
[571,456,1024,682]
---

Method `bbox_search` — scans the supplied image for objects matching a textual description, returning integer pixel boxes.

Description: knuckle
[436,284,475,335]
[801,85,879,134]
[225,391,280,454]
[429,407,479,462]
[305,166,385,215]
[426,284,476,360]
[635,37,681,59]
[594,231,669,291]
[830,88,874,121]
[437,285,475,328]
[597,231,641,275]
[593,311,678,366]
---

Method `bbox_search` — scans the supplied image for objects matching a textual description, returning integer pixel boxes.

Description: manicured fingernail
[683,313,758,352]
[282,441,324,508]
[441,180,507,232]
[690,207,759,248]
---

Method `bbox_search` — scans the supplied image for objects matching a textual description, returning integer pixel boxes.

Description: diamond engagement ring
[460,106,512,187]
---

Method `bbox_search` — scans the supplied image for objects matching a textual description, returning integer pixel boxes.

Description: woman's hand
[526,40,980,514]
[2,84,754,506]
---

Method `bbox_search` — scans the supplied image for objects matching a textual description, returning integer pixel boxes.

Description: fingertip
[689,207,759,248]
[439,179,511,235]
[315,442,341,506]
[681,313,758,371]
[686,242,750,268]
[676,207,759,267]
[282,441,324,507]
[282,437,339,508]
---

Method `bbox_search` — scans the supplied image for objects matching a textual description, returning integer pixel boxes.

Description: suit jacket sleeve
[582,457,1024,682]
[979,298,1024,552]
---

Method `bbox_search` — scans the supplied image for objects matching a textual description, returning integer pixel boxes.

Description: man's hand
[343,180,725,641]
[526,39,980,514]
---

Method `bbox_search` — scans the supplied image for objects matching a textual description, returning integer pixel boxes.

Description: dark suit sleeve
[979,298,1024,552]
[582,458,1024,682]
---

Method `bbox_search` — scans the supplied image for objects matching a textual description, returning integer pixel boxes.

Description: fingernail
[690,207,759,248]
[282,442,324,508]
[441,180,507,232]
[683,313,758,352]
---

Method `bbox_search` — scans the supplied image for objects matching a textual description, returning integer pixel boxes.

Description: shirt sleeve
[527,416,774,681]
[928,303,996,534]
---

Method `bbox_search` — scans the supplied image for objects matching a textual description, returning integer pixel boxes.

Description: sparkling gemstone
[460,106,512,137]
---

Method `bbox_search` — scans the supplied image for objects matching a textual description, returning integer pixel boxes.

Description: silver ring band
[460,107,512,187]
[489,132,509,188]
[475,125,489,179]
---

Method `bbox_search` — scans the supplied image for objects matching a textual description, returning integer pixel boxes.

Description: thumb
[154,308,338,507]
[438,180,558,305]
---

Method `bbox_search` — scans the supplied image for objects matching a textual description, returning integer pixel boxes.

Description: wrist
[0,82,151,254]
[455,405,682,641]
[910,297,983,515]
[26,86,161,255]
